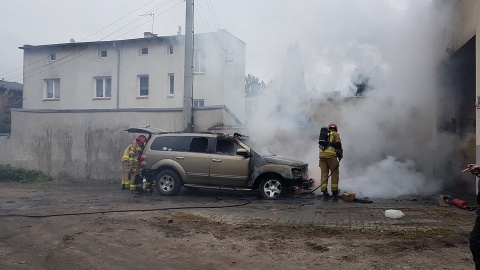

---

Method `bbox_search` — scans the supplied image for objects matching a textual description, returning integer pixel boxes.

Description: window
[215,139,236,155]
[140,47,149,55]
[50,53,56,61]
[95,77,112,98]
[177,136,210,153]
[139,75,149,97]
[194,50,205,73]
[168,73,174,95]
[44,79,60,99]
[167,44,174,55]
[99,50,107,58]
[150,136,178,151]
[193,99,204,107]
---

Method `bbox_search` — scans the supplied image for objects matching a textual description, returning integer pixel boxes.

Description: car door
[174,136,211,185]
[209,138,249,187]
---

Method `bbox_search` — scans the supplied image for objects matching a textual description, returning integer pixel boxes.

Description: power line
[205,0,220,29]
[1,0,173,82]
[17,1,184,81]
[195,1,212,32]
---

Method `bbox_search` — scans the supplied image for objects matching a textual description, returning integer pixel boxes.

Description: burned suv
[139,132,314,200]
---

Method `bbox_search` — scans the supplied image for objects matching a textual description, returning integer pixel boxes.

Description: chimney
[144,32,157,38]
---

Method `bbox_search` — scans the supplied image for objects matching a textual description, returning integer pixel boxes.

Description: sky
[1,0,461,198]
[0,0,428,84]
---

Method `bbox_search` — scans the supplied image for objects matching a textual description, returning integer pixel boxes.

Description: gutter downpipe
[114,42,120,109]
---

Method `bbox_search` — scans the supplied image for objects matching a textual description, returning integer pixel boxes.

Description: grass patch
[0,164,53,183]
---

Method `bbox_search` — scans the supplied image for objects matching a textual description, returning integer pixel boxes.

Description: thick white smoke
[246,0,456,198]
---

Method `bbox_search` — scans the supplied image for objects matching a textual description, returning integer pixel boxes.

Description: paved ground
[0,182,477,270]
[2,182,474,232]
[177,189,476,233]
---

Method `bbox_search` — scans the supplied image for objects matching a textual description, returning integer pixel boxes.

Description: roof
[18,29,244,50]
[19,35,182,50]
[0,80,23,91]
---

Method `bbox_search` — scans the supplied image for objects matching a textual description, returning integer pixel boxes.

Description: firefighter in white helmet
[319,123,343,198]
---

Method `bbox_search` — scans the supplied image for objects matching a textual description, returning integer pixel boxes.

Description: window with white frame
[50,53,56,61]
[194,50,205,73]
[44,79,60,99]
[193,99,204,107]
[99,50,107,58]
[140,47,148,55]
[139,75,149,97]
[193,50,205,73]
[167,44,174,55]
[168,73,174,95]
[95,77,112,98]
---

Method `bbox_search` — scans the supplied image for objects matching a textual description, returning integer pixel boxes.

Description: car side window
[177,136,210,153]
[150,136,178,151]
[215,139,236,155]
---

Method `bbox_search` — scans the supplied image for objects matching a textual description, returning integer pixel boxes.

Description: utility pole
[183,0,194,132]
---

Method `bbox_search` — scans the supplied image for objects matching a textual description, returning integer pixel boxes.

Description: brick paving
[177,194,477,233]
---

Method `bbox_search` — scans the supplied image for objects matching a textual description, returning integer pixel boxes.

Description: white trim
[43,78,60,100]
[93,76,112,98]
[138,75,149,97]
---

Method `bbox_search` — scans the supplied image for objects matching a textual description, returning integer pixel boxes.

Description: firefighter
[121,144,131,190]
[128,135,146,193]
[319,123,343,198]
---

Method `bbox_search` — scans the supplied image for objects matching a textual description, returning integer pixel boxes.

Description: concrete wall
[0,106,240,180]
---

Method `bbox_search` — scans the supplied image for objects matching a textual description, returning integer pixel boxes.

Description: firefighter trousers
[121,161,130,188]
[319,156,339,193]
[129,163,141,191]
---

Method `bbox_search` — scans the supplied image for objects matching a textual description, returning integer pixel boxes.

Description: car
[131,129,314,200]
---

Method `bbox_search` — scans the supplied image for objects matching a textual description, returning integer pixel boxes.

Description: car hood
[263,156,307,167]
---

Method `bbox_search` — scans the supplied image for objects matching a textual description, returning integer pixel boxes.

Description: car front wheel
[258,176,286,200]
[155,170,182,196]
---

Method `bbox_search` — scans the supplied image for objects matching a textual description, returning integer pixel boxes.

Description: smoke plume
[246,0,459,198]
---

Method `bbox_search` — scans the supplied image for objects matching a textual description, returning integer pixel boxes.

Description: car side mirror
[236,148,250,158]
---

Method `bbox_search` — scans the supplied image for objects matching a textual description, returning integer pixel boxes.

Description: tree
[245,74,266,97]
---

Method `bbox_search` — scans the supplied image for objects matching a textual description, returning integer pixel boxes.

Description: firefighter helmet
[328,123,338,131]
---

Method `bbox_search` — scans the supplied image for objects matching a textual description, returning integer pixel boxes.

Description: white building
[0,30,246,180]
[20,30,246,123]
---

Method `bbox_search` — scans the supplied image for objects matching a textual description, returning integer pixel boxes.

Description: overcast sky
[0,0,430,86]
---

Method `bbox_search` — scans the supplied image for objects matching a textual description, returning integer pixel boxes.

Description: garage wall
[0,106,241,181]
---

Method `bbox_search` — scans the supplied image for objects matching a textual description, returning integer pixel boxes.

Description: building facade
[20,29,245,123]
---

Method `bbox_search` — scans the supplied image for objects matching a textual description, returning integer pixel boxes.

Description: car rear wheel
[258,176,286,200]
[155,170,182,196]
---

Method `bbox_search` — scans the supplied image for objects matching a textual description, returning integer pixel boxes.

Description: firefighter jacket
[320,131,342,159]
[122,145,131,162]
[128,144,143,164]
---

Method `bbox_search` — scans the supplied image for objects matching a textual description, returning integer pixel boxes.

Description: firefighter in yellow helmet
[128,135,147,193]
[319,123,343,198]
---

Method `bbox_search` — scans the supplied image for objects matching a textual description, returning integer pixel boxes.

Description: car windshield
[236,137,276,156]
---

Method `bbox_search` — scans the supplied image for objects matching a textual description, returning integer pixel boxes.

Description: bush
[0,164,53,183]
